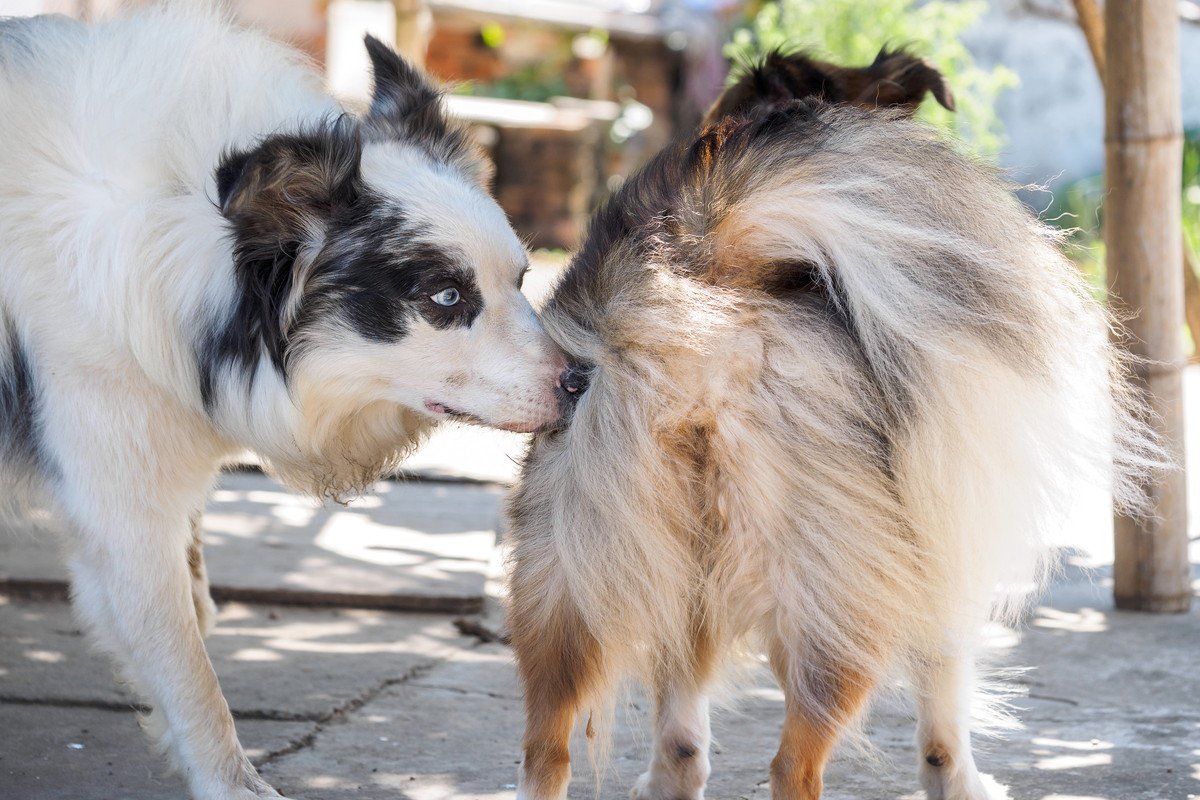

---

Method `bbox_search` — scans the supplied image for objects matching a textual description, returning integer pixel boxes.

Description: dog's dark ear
[212,122,363,380]
[361,36,489,183]
[216,149,256,212]
[217,120,362,234]
[703,51,832,127]
[363,35,445,137]
[703,48,954,127]
[853,48,955,115]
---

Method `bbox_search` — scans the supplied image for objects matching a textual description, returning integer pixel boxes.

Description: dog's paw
[920,764,1011,800]
[631,770,704,800]
[195,762,291,800]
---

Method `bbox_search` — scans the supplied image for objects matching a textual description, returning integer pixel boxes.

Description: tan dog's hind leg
[913,649,1010,800]
[768,643,876,800]
[511,585,605,800]
[631,628,718,800]
[188,512,218,638]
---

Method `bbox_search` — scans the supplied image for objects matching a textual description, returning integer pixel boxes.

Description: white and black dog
[0,6,566,799]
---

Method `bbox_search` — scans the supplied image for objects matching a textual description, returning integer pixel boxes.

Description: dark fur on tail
[704,47,955,128]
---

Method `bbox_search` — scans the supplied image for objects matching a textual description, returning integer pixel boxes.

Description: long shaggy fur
[507,99,1161,799]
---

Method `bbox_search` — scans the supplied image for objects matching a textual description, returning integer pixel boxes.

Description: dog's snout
[557,364,589,400]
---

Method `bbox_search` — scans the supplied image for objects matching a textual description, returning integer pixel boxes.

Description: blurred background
[6,0,1199,349]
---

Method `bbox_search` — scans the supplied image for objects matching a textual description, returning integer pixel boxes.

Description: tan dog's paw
[631,770,705,800]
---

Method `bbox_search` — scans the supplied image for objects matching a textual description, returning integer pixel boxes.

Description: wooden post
[1070,0,1106,77]
[1073,0,1200,362]
[392,0,431,68]
[1186,249,1200,358]
[1105,1,1192,612]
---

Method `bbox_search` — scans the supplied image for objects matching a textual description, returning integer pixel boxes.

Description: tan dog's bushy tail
[703,47,954,128]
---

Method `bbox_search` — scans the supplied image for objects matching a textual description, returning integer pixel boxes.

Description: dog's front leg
[188,511,218,638]
[767,642,876,800]
[631,682,712,800]
[66,510,283,800]
[912,647,1009,800]
[38,377,286,799]
[53,445,285,800]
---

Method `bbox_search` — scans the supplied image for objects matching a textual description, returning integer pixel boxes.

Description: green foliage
[454,62,570,103]
[1180,135,1199,354]
[724,0,1018,160]
[1184,131,1200,260]
[479,22,505,49]
[1045,131,1200,309]
[454,26,607,104]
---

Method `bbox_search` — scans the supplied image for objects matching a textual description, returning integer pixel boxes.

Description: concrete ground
[1,561,1198,800]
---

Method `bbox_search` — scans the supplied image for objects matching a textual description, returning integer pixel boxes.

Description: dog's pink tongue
[424,400,448,414]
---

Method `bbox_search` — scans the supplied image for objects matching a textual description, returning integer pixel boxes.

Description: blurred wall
[966,0,1200,191]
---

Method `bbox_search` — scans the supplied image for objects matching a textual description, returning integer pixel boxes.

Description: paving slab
[0,472,505,613]
[0,598,467,720]
[258,644,526,800]
[0,596,478,798]
[0,705,313,800]
[401,423,527,486]
[256,569,1200,800]
[2,567,1198,799]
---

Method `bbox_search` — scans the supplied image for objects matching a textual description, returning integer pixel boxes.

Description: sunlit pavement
[1,556,1197,800]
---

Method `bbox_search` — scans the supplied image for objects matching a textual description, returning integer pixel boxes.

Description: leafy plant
[1045,131,1200,313]
[724,0,1017,160]
[454,62,570,103]
[1183,131,1200,260]
[452,24,572,103]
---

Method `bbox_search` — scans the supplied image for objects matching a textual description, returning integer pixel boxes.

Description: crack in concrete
[254,658,443,767]
[0,694,149,714]
[407,681,521,702]
[2,664,453,776]
[0,694,334,723]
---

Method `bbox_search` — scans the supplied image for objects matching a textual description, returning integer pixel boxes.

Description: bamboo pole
[1104,1,1192,612]
[1186,248,1200,354]
[393,0,432,67]
[1070,0,1106,77]
[1072,0,1200,361]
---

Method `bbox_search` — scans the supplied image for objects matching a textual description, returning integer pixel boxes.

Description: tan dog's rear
[506,52,1159,800]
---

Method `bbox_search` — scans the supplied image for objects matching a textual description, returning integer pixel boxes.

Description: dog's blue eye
[431,288,460,306]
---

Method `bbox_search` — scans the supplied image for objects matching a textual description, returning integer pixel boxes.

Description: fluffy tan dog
[505,51,1159,800]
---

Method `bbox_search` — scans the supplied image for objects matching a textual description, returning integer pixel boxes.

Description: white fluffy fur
[0,6,562,798]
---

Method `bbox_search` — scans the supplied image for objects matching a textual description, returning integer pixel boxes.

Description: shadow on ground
[4,553,1195,800]
[0,471,506,612]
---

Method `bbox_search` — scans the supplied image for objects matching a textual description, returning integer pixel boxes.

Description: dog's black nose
[557,364,589,402]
